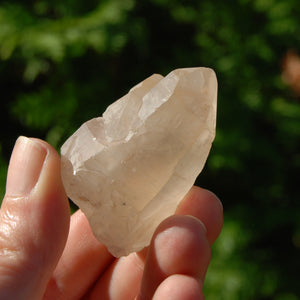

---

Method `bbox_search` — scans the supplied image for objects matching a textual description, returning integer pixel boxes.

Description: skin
[0,136,223,300]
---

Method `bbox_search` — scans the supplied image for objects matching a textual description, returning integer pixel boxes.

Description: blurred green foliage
[0,0,299,298]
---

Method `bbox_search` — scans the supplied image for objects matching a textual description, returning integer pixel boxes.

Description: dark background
[0,0,299,299]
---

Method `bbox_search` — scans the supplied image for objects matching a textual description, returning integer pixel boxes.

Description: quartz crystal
[61,67,218,257]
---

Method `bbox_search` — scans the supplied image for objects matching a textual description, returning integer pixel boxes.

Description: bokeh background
[0,0,299,299]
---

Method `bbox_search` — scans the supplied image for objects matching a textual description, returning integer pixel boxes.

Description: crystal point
[61,67,218,257]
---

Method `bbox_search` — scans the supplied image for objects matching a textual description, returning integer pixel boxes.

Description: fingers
[0,137,70,300]
[86,186,222,300]
[137,187,223,299]
[137,215,210,300]
[86,216,209,300]
[44,210,114,300]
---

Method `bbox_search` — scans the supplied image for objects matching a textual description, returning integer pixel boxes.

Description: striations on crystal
[61,67,218,257]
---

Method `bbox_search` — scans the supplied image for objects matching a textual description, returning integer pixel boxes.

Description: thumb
[0,136,70,300]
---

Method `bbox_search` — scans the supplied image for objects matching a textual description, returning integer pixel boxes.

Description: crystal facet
[61,67,218,257]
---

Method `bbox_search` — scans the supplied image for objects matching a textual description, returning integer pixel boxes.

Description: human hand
[0,136,223,300]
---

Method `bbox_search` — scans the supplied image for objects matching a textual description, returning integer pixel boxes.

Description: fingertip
[176,186,223,244]
[153,215,210,279]
[152,274,204,300]
[139,214,211,299]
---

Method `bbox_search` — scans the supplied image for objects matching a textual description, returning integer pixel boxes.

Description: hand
[0,136,223,300]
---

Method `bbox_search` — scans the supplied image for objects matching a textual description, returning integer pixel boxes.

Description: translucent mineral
[61,67,218,257]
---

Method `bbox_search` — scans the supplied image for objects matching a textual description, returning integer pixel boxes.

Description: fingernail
[6,136,47,196]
